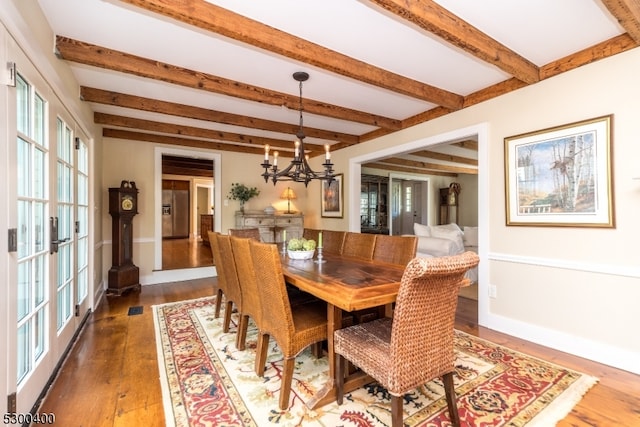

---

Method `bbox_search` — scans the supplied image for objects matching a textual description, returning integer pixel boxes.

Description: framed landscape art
[321,174,343,218]
[504,115,614,227]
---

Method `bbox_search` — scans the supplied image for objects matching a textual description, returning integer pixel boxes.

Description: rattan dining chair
[249,239,328,410]
[372,235,418,266]
[342,232,376,259]
[319,230,346,254]
[334,251,480,427]
[229,236,263,355]
[228,227,261,241]
[302,227,320,242]
[208,232,242,333]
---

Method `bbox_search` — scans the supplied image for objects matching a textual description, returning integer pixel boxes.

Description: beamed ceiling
[37,0,640,177]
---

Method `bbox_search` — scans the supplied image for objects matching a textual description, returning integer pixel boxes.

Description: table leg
[306,304,375,409]
[306,303,342,409]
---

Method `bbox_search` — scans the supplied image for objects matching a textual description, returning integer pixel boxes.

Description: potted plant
[228,183,260,213]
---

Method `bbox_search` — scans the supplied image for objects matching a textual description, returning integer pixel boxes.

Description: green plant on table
[228,183,260,202]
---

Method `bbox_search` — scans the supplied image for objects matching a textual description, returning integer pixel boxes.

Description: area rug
[153,297,597,426]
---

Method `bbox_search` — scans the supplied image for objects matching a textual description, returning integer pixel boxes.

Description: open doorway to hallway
[160,154,215,270]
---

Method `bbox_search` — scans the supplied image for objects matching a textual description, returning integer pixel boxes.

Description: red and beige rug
[153,297,597,426]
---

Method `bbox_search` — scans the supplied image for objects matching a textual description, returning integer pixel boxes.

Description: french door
[8,53,91,412]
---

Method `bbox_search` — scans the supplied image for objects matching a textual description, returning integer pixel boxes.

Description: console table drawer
[243,217,275,227]
[275,217,303,227]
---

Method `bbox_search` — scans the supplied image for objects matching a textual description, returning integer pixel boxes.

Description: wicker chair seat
[334,317,392,381]
[334,252,480,427]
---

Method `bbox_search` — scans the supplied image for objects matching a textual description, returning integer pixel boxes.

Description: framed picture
[321,174,343,218]
[504,115,614,227]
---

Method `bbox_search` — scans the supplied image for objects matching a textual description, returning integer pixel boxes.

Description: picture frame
[504,115,614,228]
[321,174,343,218]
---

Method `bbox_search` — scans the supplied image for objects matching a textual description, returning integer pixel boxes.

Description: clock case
[108,180,141,295]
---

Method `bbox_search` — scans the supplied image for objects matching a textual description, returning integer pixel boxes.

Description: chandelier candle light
[261,72,335,187]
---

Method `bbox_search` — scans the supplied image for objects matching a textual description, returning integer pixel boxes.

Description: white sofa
[412,222,478,283]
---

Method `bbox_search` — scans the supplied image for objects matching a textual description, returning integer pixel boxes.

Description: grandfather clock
[108,180,141,295]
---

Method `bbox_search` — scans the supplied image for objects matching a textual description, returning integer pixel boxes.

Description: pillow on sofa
[416,236,460,257]
[463,226,478,246]
[430,226,464,254]
[413,222,431,237]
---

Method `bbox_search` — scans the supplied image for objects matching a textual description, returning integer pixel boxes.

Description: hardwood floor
[162,237,213,270]
[37,279,640,426]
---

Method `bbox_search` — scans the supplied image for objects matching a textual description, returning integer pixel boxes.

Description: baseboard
[141,266,216,285]
[484,311,640,375]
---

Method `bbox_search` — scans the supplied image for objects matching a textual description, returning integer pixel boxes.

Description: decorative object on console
[280,187,297,213]
[505,115,613,227]
[228,182,260,213]
[260,72,335,186]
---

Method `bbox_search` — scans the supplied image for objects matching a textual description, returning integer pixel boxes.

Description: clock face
[122,196,134,211]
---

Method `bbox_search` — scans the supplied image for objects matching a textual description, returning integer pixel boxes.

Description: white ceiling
[35,0,633,174]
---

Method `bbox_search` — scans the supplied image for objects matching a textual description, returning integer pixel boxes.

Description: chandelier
[261,71,335,187]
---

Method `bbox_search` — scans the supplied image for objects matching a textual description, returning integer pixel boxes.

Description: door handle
[50,217,69,254]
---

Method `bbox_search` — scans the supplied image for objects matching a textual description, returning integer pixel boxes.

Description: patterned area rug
[153,297,597,426]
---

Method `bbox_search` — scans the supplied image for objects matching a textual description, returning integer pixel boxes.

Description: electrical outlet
[488,284,497,299]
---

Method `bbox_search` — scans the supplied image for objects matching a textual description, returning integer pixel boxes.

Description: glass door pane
[56,119,74,331]
[15,74,49,386]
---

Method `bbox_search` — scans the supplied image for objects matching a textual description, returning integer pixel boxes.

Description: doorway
[390,177,428,235]
[153,148,221,275]
[348,124,488,326]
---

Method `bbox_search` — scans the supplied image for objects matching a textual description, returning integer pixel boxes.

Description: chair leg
[279,357,296,410]
[312,342,323,359]
[442,371,460,427]
[222,301,233,333]
[214,289,223,318]
[390,395,403,427]
[335,354,344,405]
[255,333,270,376]
[236,314,248,350]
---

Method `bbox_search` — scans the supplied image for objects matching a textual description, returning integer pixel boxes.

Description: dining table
[280,249,406,409]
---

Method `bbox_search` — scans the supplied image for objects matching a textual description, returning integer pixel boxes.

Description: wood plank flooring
[162,238,213,270]
[37,278,640,426]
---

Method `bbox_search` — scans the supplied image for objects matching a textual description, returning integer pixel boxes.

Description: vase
[239,201,245,213]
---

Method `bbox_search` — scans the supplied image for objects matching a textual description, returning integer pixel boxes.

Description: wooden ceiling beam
[367,0,540,84]
[540,34,638,79]
[452,140,479,151]
[410,149,478,166]
[103,128,296,157]
[600,0,640,44]
[94,112,322,156]
[117,0,464,110]
[81,87,359,144]
[56,37,400,130]
[380,157,478,174]
[363,162,458,177]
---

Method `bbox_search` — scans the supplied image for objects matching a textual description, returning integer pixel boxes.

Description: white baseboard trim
[141,266,216,285]
[484,311,640,375]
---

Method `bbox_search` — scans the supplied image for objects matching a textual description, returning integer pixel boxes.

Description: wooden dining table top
[280,251,405,312]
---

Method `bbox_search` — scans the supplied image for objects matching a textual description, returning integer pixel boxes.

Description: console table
[235,211,303,243]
